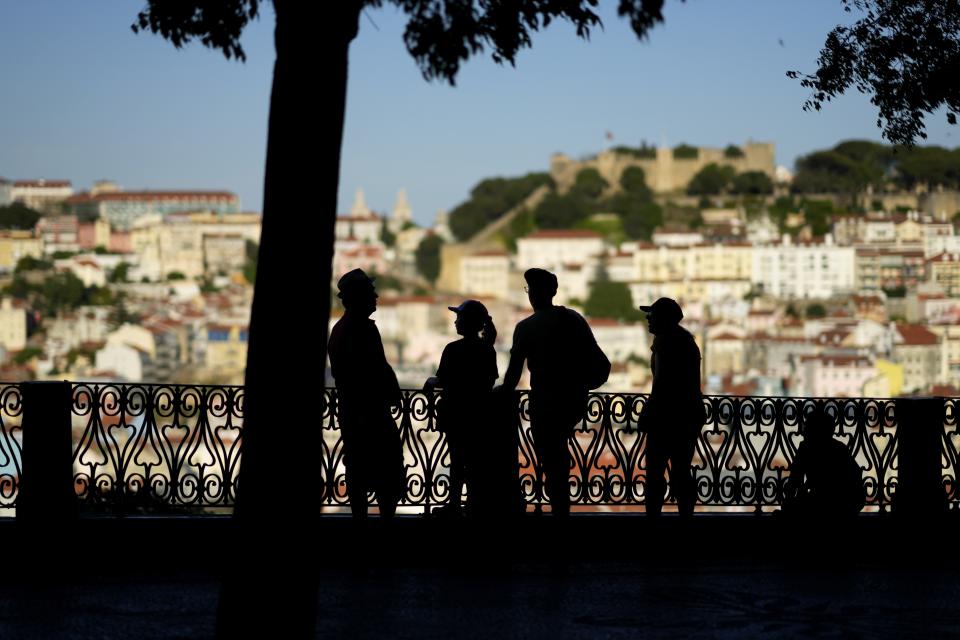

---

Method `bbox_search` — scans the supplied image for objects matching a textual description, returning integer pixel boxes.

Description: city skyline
[2,2,958,224]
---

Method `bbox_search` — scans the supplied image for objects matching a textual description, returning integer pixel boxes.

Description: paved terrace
[3,515,960,639]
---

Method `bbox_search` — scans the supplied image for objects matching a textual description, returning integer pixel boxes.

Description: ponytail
[481,314,497,347]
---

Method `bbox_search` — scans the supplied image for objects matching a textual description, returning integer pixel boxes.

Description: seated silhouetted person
[639,298,704,517]
[500,268,605,517]
[328,269,406,519]
[783,407,865,518]
[424,300,499,516]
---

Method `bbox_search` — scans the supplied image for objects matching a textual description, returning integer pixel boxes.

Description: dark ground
[2,515,958,639]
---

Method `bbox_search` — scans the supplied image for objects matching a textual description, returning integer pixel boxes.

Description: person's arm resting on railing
[498,323,527,392]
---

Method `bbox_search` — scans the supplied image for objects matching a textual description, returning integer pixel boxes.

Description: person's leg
[669,432,698,517]
[346,465,368,520]
[531,418,571,517]
[446,431,465,510]
[543,431,571,517]
[342,430,369,520]
[645,431,668,516]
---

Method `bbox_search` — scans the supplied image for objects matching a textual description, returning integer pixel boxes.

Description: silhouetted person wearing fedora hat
[500,268,608,517]
[328,269,406,519]
[639,297,704,517]
[425,300,499,516]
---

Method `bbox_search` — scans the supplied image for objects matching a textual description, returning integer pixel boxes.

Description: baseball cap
[447,299,489,322]
[639,297,683,325]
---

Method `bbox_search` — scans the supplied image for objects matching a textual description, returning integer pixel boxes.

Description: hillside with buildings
[2,138,960,396]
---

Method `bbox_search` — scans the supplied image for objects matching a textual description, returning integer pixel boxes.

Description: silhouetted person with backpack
[328,269,406,519]
[500,268,609,517]
[783,406,865,517]
[639,298,704,517]
[424,300,499,516]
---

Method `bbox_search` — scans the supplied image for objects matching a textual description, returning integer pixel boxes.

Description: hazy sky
[1,1,956,225]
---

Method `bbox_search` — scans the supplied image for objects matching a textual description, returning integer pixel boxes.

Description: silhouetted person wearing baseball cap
[424,300,499,516]
[328,269,406,519]
[782,406,864,517]
[500,268,608,517]
[639,297,704,517]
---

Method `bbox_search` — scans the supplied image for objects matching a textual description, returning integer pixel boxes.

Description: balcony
[3,381,959,637]
[1,381,956,516]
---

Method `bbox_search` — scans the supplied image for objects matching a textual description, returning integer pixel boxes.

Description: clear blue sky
[1,1,956,225]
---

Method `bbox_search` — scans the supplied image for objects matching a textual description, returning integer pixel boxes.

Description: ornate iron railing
[0,383,956,514]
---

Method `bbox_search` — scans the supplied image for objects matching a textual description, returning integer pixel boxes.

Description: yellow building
[205,324,248,379]
[0,231,43,271]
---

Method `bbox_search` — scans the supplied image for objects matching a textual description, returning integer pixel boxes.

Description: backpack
[561,308,610,390]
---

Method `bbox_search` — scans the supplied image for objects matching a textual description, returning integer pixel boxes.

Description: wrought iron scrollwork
[0,381,951,514]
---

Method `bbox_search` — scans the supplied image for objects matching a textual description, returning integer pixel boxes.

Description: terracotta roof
[13,179,71,188]
[68,190,236,203]
[470,250,509,257]
[896,323,940,346]
[711,332,743,341]
[523,230,601,240]
[927,252,960,264]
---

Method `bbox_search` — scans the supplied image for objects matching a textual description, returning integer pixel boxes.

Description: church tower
[389,188,413,234]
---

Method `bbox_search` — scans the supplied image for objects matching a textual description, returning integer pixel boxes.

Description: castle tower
[350,188,371,218]
[433,209,454,242]
[389,188,413,234]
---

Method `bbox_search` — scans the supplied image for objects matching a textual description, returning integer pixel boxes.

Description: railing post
[893,397,948,516]
[17,381,77,523]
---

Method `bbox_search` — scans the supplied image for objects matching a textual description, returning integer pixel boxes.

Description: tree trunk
[217,2,362,637]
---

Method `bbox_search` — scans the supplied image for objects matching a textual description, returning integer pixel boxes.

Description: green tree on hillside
[534,193,588,229]
[570,168,608,200]
[448,173,553,241]
[0,203,42,230]
[415,234,444,283]
[619,166,652,200]
[585,279,642,322]
[687,163,736,195]
[731,171,774,195]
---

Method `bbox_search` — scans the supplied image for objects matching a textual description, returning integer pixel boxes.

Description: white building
[0,298,27,351]
[752,235,855,299]
[795,355,875,398]
[516,230,604,274]
[335,189,382,244]
[460,251,511,299]
[11,179,73,212]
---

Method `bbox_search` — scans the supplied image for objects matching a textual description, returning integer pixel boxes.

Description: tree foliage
[415,233,444,283]
[585,280,642,323]
[619,166,652,200]
[448,172,553,241]
[0,203,42,230]
[793,139,960,192]
[534,192,588,229]
[611,143,657,159]
[687,163,736,195]
[570,168,608,200]
[724,144,745,158]
[731,171,774,195]
[673,143,699,160]
[789,0,960,145]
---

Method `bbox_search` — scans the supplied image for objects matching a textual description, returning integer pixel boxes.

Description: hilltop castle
[550,141,776,195]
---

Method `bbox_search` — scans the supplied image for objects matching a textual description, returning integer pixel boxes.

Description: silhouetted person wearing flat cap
[328,269,406,519]
[639,297,704,517]
[500,268,608,517]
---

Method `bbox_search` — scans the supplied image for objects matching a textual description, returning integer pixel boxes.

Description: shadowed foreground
[2,515,958,639]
